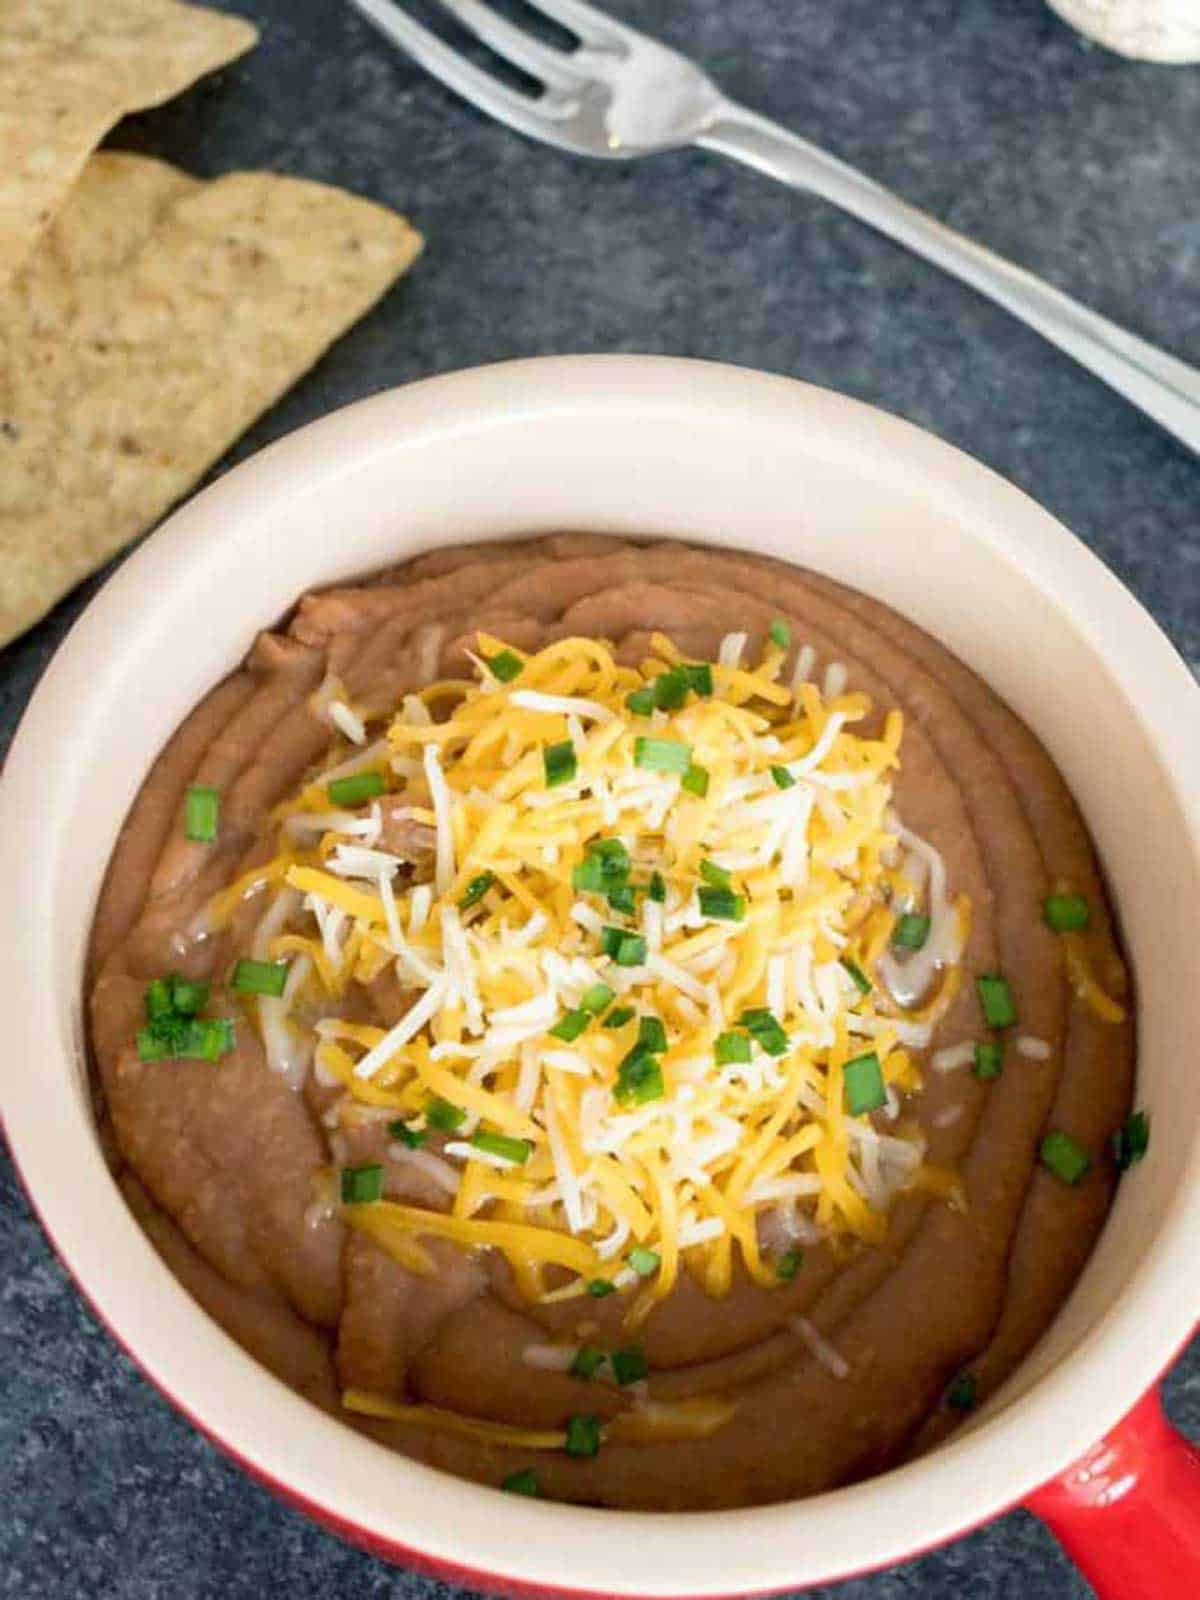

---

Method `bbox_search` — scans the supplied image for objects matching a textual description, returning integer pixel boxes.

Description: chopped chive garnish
[459,871,495,910]
[189,1017,235,1061]
[637,1015,667,1053]
[610,1346,648,1386]
[564,1415,602,1459]
[739,1007,789,1057]
[627,1247,660,1277]
[501,1468,540,1496]
[1043,893,1090,933]
[144,978,174,1020]
[841,958,872,996]
[892,913,931,951]
[769,765,796,790]
[184,785,220,843]
[388,1120,427,1149]
[633,737,692,775]
[426,1098,466,1132]
[1040,1130,1091,1186]
[340,1163,383,1205]
[844,1050,886,1116]
[543,740,577,788]
[714,1030,752,1065]
[487,649,523,684]
[550,1008,590,1042]
[599,926,626,959]
[580,982,614,1015]
[776,1249,802,1282]
[587,1278,617,1298]
[328,771,385,808]
[768,619,792,650]
[169,977,209,1016]
[625,686,657,716]
[615,933,647,967]
[574,838,630,895]
[682,663,713,696]
[945,1372,977,1412]
[648,871,666,903]
[698,886,746,922]
[652,668,689,711]
[615,1047,664,1105]
[137,987,233,1062]
[681,763,710,797]
[977,973,1017,1030]
[603,1005,635,1030]
[471,1129,532,1165]
[606,884,636,914]
[973,1041,1004,1081]
[699,859,732,890]
[569,1345,606,1381]
[572,856,604,893]
[230,958,289,998]
[135,1028,170,1062]
[1112,1110,1150,1172]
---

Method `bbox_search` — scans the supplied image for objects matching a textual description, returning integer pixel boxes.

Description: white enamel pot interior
[2,356,1198,1595]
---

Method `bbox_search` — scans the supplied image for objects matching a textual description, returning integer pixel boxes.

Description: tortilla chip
[0,151,424,647]
[0,0,258,291]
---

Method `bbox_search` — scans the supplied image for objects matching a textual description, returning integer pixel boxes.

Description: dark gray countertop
[3,2,1198,1595]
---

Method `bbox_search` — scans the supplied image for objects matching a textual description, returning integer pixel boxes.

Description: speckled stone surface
[2,2,1198,1595]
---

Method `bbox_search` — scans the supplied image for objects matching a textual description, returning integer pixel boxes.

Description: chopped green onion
[603,1005,635,1030]
[768,619,792,650]
[681,763,710,797]
[606,884,636,914]
[973,1041,1004,1081]
[580,983,614,1015]
[599,926,626,959]
[135,1028,170,1062]
[426,1098,466,1132]
[648,871,666,903]
[230,958,289,998]
[549,1009,590,1043]
[471,1129,532,1165]
[841,958,872,996]
[637,1015,667,1053]
[569,1345,606,1381]
[714,1030,752,1066]
[633,737,692,775]
[977,973,1017,1030]
[698,886,746,922]
[615,933,647,967]
[574,838,630,895]
[587,1278,617,1298]
[615,1047,664,1105]
[501,1468,540,1496]
[682,663,713,697]
[1112,1110,1150,1172]
[945,1372,977,1412]
[843,1051,886,1116]
[543,740,577,788]
[459,872,495,910]
[572,856,606,893]
[144,978,174,1020]
[652,668,689,711]
[1040,1130,1091,1186]
[776,1249,802,1282]
[769,765,796,790]
[699,859,732,890]
[187,1017,235,1062]
[340,1163,383,1205]
[137,1013,234,1063]
[610,1346,648,1386]
[564,1415,602,1458]
[625,686,657,716]
[184,785,220,842]
[892,913,931,951]
[388,1120,427,1149]
[739,1007,789,1057]
[627,1247,660,1277]
[487,649,524,684]
[1043,893,1090,933]
[168,977,209,1016]
[327,771,385,808]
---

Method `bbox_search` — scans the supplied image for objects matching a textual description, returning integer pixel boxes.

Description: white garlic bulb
[1047,0,1200,61]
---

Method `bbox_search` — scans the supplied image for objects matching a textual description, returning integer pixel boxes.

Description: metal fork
[350,0,1200,457]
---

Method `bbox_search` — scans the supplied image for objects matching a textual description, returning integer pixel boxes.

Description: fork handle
[698,105,1200,456]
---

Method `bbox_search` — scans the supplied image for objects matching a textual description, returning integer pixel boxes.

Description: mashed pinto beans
[88,535,1137,1509]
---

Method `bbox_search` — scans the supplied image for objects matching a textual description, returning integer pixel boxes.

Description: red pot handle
[1024,1385,1200,1599]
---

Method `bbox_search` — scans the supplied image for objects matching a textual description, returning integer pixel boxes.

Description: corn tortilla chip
[0,0,257,291]
[0,151,424,647]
